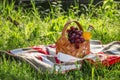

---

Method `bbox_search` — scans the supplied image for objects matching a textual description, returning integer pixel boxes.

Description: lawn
[0,0,120,80]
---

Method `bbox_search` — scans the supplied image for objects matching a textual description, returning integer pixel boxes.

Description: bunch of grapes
[67,26,85,49]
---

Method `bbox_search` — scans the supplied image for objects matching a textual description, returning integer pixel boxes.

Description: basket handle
[62,20,83,37]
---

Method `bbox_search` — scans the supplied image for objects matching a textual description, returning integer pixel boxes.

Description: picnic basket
[56,20,90,58]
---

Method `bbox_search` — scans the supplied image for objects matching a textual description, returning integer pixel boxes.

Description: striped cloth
[9,40,120,73]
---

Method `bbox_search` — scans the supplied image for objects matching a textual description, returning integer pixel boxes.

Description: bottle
[82,25,94,55]
[83,25,94,40]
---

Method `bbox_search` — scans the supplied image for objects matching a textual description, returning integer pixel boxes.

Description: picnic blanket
[3,40,120,73]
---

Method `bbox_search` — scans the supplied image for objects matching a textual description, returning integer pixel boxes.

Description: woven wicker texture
[56,20,90,58]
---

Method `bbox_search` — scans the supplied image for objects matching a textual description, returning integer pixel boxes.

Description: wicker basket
[56,20,90,58]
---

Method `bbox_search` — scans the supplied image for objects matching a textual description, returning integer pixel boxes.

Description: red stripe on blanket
[37,56,43,61]
[54,57,61,64]
[32,47,49,55]
[98,52,120,66]
[102,56,120,66]
[49,45,56,48]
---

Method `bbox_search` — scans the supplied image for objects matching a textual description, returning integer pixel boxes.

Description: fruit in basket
[67,26,85,49]
[56,21,90,58]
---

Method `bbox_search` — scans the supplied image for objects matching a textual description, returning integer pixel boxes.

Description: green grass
[0,0,120,80]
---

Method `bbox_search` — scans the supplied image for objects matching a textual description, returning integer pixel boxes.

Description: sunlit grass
[0,0,120,80]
